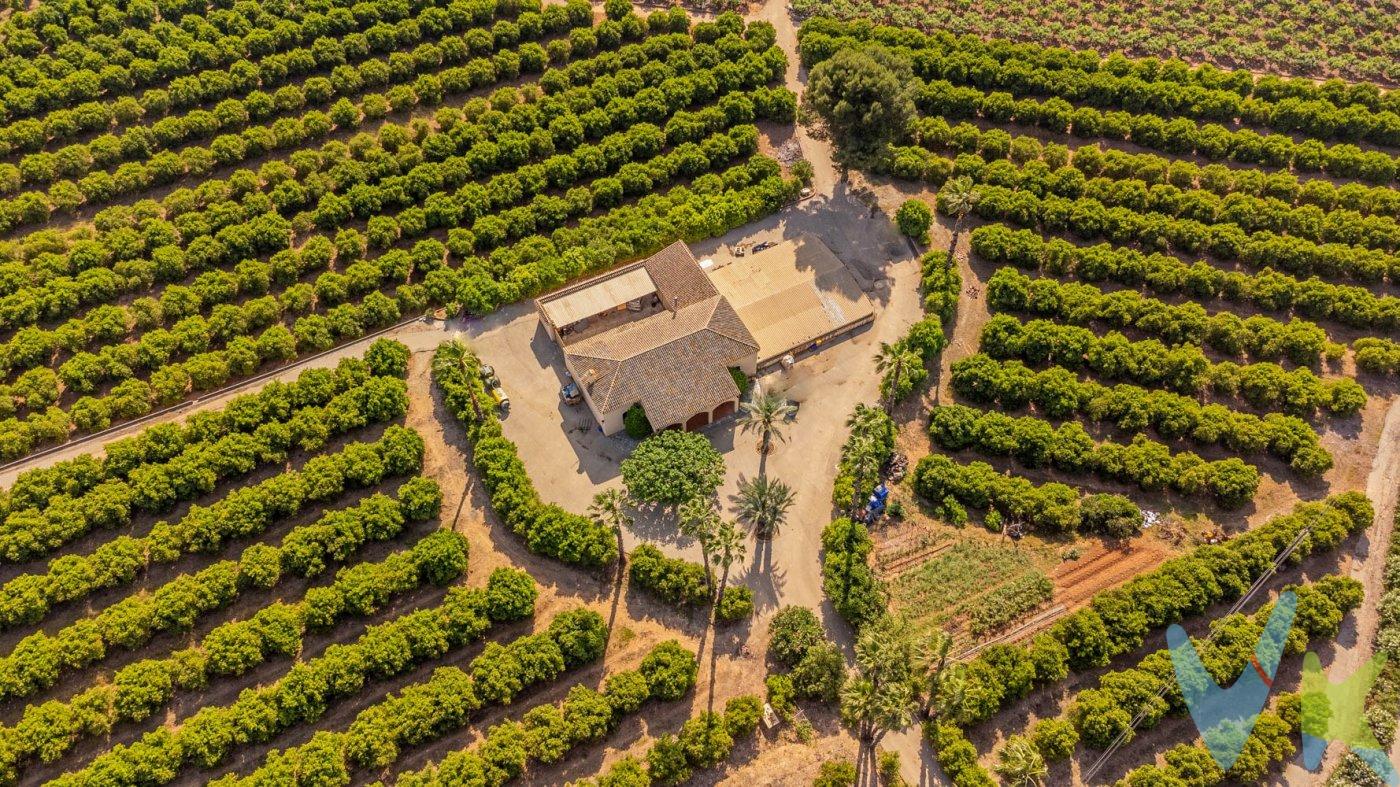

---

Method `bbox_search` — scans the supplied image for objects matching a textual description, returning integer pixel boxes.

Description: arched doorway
[684,411,710,431]
[712,400,736,421]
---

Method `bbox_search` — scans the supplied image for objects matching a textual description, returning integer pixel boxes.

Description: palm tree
[737,389,797,458]
[940,176,981,272]
[841,616,921,749]
[679,495,720,585]
[710,519,747,592]
[995,736,1048,787]
[840,660,918,745]
[915,629,954,718]
[842,433,885,513]
[705,519,747,715]
[589,488,632,564]
[844,402,890,446]
[736,476,795,538]
[874,340,924,413]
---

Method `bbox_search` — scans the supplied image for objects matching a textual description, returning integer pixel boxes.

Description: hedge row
[393,639,699,787]
[0,0,575,124]
[0,2,578,193]
[949,354,1333,473]
[47,570,544,787]
[912,84,1400,187]
[0,16,786,233]
[0,339,405,514]
[820,517,884,630]
[0,425,425,631]
[923,144,1400,257]
[0,25,672,306]
[629,543,712,607]
[986,267,1332,367]
[970,224,1400,332]
[928,403,1261,507]
[914,452,1145,535]
[432,339,617,568]
[882,247,958,405]
[806,22,1400,148]
[945,493,1371,727]
[0,8,618,231]
[0,477,439,706]
[0,350,409,562]
[896,147,1400,284]
[0,0,552,156]
[0,24,714,300]
[29,116,765,411]
[572,694,764,786]
[830,403,896,511]
[1115,699,1297,787]
[796,17,1400,116]
[979,314,1366,417]
[210,607,610,787]
[0,521,463,782]
[0,153,795,461]
[1067,576,1359,750]
[12,111,772,425]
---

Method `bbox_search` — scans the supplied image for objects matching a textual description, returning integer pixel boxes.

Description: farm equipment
[479,365,509,413]
[861,483,890,522]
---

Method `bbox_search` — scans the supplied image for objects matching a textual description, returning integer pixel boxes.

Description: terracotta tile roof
[566,294,758,429]
[641,240,719,309]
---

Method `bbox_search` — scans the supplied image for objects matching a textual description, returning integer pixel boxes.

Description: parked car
[561,381,582,405]
[753,241,777,252]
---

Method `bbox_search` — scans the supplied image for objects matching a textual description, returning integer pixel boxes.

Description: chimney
[670,296,679,317]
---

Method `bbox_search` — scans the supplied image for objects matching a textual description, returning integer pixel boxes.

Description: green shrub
[729,367,751,398]
[895,199,933,242]
[768,606,826,665]
[629,544,712,607]
[813,759,858,786]
[716,585,754,622]
[640,640,698,701]
[624,403,653,439]
[1030,717,1078,761]
[724,695,763,738]
[766,673,796,713]
[791,642,845,702]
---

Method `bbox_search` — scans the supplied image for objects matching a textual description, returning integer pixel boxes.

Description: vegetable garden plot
[0,5,801,465]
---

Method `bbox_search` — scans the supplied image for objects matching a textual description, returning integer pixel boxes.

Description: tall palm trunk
[945,215,964,272]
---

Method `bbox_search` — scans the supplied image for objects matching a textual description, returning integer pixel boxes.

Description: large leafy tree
[620,431,724,507]
[802,44,917,159]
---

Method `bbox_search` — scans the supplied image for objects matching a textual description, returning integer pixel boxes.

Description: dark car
[753,241,777,252]
[561,381,583,405]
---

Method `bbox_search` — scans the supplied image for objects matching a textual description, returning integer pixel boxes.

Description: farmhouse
[536,236,875,436]
[537,241,760,435]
